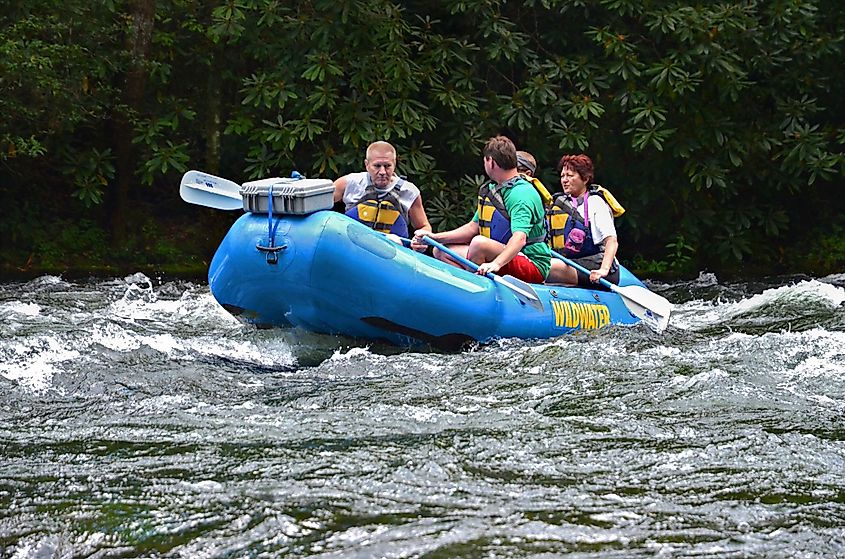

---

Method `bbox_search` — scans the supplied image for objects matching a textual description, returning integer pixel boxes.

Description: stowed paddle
[180,170,243,210]
[421,236,543,311]
[551,253,672,332]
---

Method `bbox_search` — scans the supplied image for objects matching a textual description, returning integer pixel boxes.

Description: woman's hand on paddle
[411,229,432,252]
[590,266,610,283]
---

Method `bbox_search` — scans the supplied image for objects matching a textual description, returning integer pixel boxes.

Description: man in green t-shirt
[412,135,551,283]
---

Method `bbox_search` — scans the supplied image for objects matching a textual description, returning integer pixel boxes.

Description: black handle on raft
[256,243,287,264]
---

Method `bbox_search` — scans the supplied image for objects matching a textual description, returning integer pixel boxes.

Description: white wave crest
[107,286,241,331]
[25,275,67,288]
[1,308,295,393]
[329,346,373,361]
[0,335,81,390]
[692,271,719,287]
[86,319,294,368]
[0,301,41,317]
[821,272,845,286]
[673,279,845,329]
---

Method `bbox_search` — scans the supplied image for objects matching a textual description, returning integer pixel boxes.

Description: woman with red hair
[545,154,621,287]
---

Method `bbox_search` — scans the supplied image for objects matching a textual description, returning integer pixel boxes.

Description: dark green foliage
[1,0,843,276]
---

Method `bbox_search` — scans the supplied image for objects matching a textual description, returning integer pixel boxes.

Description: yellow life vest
[346,183,410,236]
[356,199,403,234]
[520,173,553,207]
[593,184,625,217]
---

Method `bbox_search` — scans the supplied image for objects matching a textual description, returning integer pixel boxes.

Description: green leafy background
[1,0,843,278]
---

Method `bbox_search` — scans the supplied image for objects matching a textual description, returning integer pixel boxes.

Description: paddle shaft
[420,236,543,309]
[552,251,672,332]
[421,236,496,278]
[550,252,615,289]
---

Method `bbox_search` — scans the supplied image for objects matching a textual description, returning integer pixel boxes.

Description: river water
[1,272,844,558]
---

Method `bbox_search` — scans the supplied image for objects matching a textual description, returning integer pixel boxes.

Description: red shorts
[499,253,544,284]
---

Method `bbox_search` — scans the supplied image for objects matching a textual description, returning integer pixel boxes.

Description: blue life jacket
[547,191,605,258]
[477,177,545,245]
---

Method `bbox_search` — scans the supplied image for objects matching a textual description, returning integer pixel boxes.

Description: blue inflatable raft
[180,170,671,348]
[209,210,660,348]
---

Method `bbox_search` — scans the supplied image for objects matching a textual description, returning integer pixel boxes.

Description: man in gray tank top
[333,141,431,248]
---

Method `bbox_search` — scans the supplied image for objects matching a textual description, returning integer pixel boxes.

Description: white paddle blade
[496,275,544,311]
[613,284,672,333]
[180,170,243,210]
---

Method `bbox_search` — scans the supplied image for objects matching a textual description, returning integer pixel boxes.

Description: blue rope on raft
[267,183,281,248]
[267,171,304,249]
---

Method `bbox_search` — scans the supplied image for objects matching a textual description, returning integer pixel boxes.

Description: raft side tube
[308,214,504,343]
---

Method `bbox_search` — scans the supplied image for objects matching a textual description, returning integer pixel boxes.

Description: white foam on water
[399,404,459,423]
[55,280,297,368]
[590,510,644,523]
[820,272,845,285]
[89,322,194,360]
[0,301,47,336]
[233,400,257,410]
[181,479,225,492]
[90,321,146,352]
[0,335,81,390]
[182,291,244,324]
[737,279,844,310]
[138,393,193,412]
[692,271,720,287]
[720,331,756,343]
[645,345,683,358]
[325,524,390,546]
[123,271,150,284]
[7,537,63,559]
[770,328,845,381]
[139,332,181,354]
[650,327,845,416]
[105,279,241,332]
[26,274,67,287]
[0,301,41,317]
[189,337,296,368]
[415,360,447,373]
[792,355,844,378]
[1,317,296,396]
[771,327,844,355]
[672,279,845,330]
[108,288,196,322]
[329,346,373,361]
[668,368,730,390]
